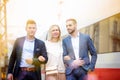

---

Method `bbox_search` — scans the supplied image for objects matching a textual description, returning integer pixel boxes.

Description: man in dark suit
[7,19,48,80]
[63,18,97,80]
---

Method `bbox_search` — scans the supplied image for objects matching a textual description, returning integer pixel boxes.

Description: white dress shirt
[20,38,35,67]
[71,33,80,60]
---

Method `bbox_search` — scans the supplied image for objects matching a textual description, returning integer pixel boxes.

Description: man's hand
[71,58,85,68]
[88,69,92,73]
[78,58,85,66]
[26,58,33,64]
[64,55,71,60]
[7,73,13,80]
[38,56,45,62]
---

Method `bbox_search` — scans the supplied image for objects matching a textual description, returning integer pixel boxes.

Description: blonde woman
[45,25,66,80]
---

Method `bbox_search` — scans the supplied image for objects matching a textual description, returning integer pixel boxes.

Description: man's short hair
[66,18,77,24]
[26,19,36,26]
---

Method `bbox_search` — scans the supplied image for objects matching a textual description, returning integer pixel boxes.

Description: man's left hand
[38,56,45,62]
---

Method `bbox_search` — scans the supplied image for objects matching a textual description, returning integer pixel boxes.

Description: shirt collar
[70,32,79,38]
[25,37,35,42]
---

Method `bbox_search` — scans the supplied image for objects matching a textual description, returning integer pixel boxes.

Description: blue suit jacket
[7,36,48,80]
[62,33,97,75]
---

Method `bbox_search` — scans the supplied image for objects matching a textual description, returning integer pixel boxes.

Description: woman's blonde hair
[47,24,61,41]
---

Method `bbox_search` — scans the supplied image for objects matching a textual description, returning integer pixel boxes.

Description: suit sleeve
[87,36,97,71]
[62,39,73,67]
[39,41,48,64]
[7,39,18,74]
[32,41,48,66]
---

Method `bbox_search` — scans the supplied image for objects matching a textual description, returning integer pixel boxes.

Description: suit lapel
[18,37,25,60]
[20,37,25,50]
[34,38,37,56]
[79,33,83,58]
[68,36,75,59]
[68,33,83,59]
[34,38,40,57]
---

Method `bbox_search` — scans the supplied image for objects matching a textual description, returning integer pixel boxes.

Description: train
[89,52,120,80]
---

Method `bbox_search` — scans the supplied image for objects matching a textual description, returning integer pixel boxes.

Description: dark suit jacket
[62,33,97,75]
[7,36,48,80]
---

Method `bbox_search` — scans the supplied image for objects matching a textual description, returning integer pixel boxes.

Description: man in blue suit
[7,19,48,80]
[63,18,97,80]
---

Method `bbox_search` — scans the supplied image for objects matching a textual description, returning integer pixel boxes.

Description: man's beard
[68,29,75,34]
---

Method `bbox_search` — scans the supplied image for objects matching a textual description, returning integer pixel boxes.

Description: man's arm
[26,41,48,66]
[87,35,97,71]
[39,41,48,64]
[7,38,19,80]
[62,40,74,66]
